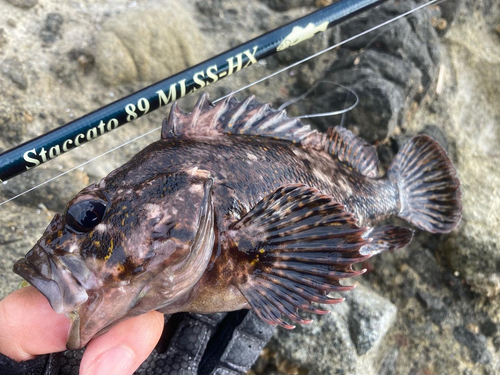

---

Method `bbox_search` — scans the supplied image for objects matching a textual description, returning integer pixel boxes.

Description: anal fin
[228,184,370,329]
[360,225,413,256]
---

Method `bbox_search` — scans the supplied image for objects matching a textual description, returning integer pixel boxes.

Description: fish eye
[66,200,107,233]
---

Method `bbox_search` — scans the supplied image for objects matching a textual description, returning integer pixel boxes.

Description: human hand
[0,286,164,375]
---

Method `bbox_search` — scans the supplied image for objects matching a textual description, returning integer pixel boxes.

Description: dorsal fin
[161,92,315,143]
[162,94,379,177]
[301,126,379,178]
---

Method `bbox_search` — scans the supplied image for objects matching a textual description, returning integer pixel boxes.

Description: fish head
[14,168,215,349]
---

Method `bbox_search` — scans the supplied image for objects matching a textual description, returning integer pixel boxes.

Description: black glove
[0,310,275,375]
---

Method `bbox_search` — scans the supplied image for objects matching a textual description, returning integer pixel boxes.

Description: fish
[13,93,462,350]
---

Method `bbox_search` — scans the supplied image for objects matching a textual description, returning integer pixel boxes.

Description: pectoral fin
[228,184,370,329]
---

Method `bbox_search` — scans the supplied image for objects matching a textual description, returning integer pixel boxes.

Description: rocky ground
[0,0,498,374]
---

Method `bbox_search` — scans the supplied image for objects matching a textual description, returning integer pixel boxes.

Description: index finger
[0,286,70,361]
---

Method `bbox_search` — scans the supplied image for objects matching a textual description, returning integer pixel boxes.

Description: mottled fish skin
[13,93,461,349]
[106,136,399,228]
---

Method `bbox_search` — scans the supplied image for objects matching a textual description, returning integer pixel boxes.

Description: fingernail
[88,346,135,375]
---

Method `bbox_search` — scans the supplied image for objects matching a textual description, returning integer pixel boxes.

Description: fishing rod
[0,0,386,183]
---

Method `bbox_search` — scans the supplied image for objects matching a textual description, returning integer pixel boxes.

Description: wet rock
[433,0,461,36]
[5,0,38,9]
[95,6,206,85]
[493,336,500,351]
[453,326,492,364]
[1,57,29,90]
[347,285,398,355]
[40,13,64,43]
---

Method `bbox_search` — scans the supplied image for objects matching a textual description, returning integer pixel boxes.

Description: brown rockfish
[14,93,461,350]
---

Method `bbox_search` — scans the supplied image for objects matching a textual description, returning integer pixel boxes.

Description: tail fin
[388,135,462,233]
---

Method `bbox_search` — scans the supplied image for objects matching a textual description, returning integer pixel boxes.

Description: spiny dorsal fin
[161,92,315,142]
[301,126,379,178]
[228,184,370,329]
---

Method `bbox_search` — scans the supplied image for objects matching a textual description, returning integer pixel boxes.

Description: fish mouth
[13,247,89,315]
[14,245,150,350]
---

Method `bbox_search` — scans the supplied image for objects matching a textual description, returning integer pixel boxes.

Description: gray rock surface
[404,1,500,299]
[1,56,28,90]
[266,286,396,375]
[0,28,8,49]
[347,285,397,355]
[95,6,207,85]
[309,1,441,143]
[4,0,37,9]
[40,13,64,43]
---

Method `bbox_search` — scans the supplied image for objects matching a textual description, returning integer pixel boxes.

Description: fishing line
[0,0,440,207]
[0,128,160,207]
[276,81,359,119]
[213,0,439,102]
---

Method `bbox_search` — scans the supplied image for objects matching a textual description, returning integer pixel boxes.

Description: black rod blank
[0,0,385,182]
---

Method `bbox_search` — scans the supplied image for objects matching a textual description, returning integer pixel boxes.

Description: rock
[68,48,95,75]
[0,28,7,50]
[416,290,444,311]
[418,124,449,151]
[0,167,90,213]
[377,348,398,375]
[0,205,53,298]
[339,1,440,93]
[269,302,358,375]
[453,326,492,364]
[95,6,206,85]
[0,98,29,145]
[1,57,29,90]
[94,31,137,86]
[480,318,498,338]
[397,3,500,298]
[40,13,64,43]
[196,0,273,33]
[258,0,315,11]
[347,285,398,355]
[5,0,37,9]
[307,0,440,143]
[267,285,396,374]
[416,289,448,325]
